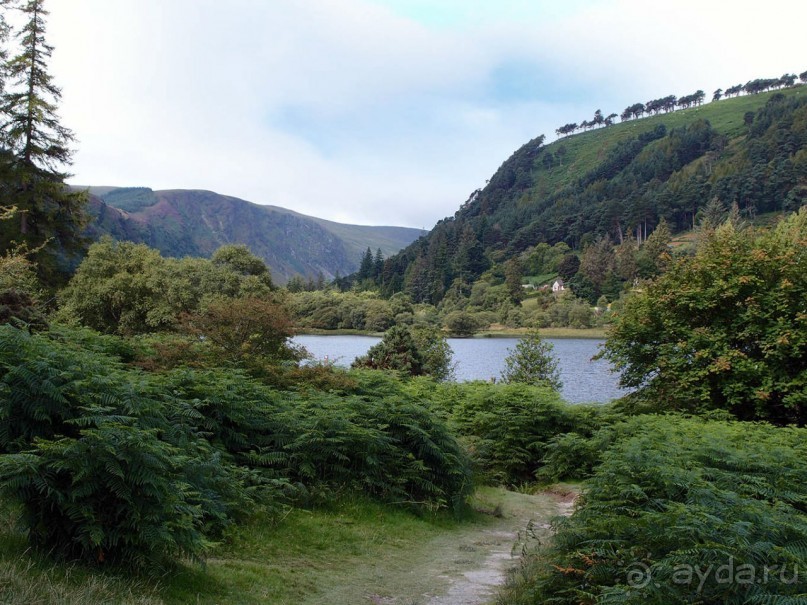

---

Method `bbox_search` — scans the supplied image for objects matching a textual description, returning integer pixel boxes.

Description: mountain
[83,188,424,283]
[378,86,807,302]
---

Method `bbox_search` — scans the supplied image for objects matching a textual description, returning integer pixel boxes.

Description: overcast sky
[43,0,806,229]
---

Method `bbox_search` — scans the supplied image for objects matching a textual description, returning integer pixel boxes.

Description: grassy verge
[476,327,607,339]
[0,499,162,604]
[0,488,558,605]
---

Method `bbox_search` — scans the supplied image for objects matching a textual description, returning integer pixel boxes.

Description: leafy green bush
[278,394,472,511]
[352,325,454,381]
[0,326,254,566]
[0,326,474,566]
[56,239,274,335]
[600,209,807,424]
[155,368,289,468]
[502,416,807,604]
[405,380,605,485]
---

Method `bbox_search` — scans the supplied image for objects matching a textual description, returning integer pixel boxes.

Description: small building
[552,279,565,293]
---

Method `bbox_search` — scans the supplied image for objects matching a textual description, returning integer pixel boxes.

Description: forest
[0,1,806,604]
[371,86,807,312]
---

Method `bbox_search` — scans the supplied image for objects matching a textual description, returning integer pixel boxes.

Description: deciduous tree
[600,209,807,424]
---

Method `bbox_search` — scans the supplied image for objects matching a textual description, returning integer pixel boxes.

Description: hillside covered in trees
[372,86,807,304]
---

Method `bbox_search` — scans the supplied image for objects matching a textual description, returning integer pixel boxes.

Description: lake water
[293,334,628,404]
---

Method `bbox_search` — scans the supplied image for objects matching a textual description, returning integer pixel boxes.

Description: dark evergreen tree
[503,257,523,302]
[373,248,384,280]
[357,247,373,280]
[0,0,87,284]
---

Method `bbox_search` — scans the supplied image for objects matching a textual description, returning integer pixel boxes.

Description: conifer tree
[357,247,373,280]
[500,330,562,390]
[373,248,384,279]
[0,0,87,283]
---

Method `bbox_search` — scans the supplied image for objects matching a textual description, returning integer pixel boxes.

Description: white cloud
[42,0,807,228]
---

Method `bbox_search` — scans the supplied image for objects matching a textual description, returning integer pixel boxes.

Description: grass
[477,326,607,339]
[534,87,806,195]
[0,500,162,604]
[0,488,560,605]
[161,497,468,605]
[522,273,558,286]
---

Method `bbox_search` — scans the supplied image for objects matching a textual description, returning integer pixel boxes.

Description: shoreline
[294,327,608,339]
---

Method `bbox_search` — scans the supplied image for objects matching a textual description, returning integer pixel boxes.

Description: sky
[39,0,807,229]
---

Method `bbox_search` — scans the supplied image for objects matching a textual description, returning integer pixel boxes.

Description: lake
[293,334,628,404]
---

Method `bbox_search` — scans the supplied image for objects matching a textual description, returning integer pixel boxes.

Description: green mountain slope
[84,188,424,283]
[379,87,807,302]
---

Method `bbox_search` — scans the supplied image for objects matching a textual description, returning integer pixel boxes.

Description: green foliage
[503,416,807,604]
[278,392,472,511]
[180,295,300,364]
[0,325,473,566]
[57,239,276,335]
[380,88,807,306]
[210,244,273,287]
[500,330,562,390]
[99,186,158,213]
[601,209,807,424]
[56,239,170,333]
[412,326,456,381]
[443,310,485,336]
[352,324,454,380]
[0,0,88,285]
[0,326,254,565]
[406,380,601,485]
[0,239,46,328]
[289,289,397,331]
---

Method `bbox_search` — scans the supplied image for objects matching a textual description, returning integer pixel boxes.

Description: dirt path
[301,487,576,605]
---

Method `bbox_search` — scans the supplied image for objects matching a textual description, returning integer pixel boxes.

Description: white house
[552,279,565,292]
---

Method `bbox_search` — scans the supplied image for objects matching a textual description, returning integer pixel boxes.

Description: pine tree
[357,247,373,280]
[373,248,384,280]
[0,0,87,283]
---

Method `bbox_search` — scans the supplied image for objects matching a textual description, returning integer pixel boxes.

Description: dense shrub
[352,325,454,380]
[600,209,807,424]
[0,326,474,566]
[278,393,472,511]
[0,327,254,565]
[405,380,605,484]
[56,240,274,335]
[500,416,807,604]
[500,330,562,390]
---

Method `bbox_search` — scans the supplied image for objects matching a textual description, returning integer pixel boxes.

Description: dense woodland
[366,88,807,312]
[0,2,806,604]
